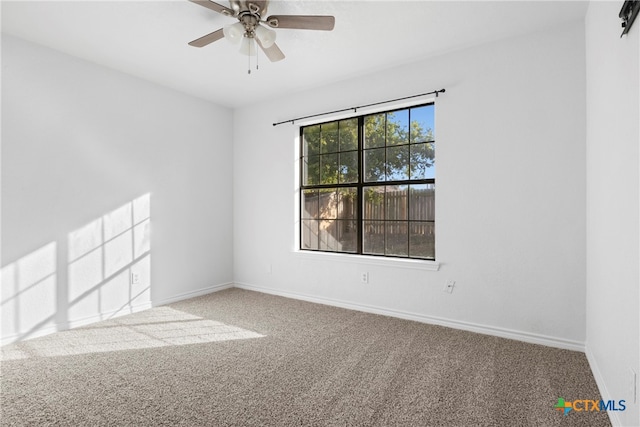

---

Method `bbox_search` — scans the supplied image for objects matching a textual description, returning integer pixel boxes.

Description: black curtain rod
[272,88,446,127]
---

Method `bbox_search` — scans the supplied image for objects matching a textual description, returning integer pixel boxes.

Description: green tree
[363,108,434,182]
[303,118,358,185]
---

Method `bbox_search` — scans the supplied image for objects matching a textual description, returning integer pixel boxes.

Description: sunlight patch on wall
[67,193,151,322]
[1,243,57,340]
[1,306,264,360]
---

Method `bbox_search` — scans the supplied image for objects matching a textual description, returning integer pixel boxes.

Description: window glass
[339,119,358,151]
[303,125,320,156]
[339,151,358,184]
[410,105,435,143]
[364,114,385,149]
[409,143,435,180]
[386,146,409,181]
[320,154,339,184]
[321,122,339,153]
[386,110,409,146]
[364,148,386,182]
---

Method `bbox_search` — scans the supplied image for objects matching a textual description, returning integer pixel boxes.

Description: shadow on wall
[1,194,152,346]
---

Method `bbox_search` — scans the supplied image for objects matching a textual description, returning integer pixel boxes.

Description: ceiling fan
[188,0,335,63]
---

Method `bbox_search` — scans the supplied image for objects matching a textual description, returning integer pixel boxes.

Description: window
[300,103,435,260]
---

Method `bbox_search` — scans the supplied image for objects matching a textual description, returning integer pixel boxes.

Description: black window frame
[299,102,436,261]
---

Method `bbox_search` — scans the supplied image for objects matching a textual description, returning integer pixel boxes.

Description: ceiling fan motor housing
[239,13,260,37]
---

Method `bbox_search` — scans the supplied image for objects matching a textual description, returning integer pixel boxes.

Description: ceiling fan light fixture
[223,22,244,44]
[188,0,336,66]
[238,35,257,56]
[254,24,276,48]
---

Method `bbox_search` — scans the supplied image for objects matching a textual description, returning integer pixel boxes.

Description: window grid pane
[321,122,339,154]
[339,119,358,151]
[320,154,339,185]
[409,143,435,180]
[339,151,358,184]
[410,105,435,143]
[385,221,408,256]
[364,148,386,182]
[409,221,435,259]
[386,110,409,146]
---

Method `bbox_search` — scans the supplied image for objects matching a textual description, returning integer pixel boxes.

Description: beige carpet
[1,288,610,426]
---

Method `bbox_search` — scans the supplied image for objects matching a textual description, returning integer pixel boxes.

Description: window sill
[292,250,440,271]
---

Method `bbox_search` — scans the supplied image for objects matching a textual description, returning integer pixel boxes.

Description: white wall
[585,2,639,426]
[233,23,587,349]
[1,35,234,344]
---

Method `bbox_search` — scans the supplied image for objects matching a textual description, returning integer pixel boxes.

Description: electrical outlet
[130,272,140,285]
[360,272,369,284]
[443,280,455,294]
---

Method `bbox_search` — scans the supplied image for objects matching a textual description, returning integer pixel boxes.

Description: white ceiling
[2,1,588,108]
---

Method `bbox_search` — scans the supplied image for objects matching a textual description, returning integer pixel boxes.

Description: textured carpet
[1,288,610,426]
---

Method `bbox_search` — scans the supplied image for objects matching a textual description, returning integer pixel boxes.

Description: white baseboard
[152,282,234,307]
[233,282,586,352]
[585,346,622,427]
[67,302,153,330]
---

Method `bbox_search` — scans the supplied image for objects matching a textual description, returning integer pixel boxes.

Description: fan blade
[256,39,285,62]
[265,15,335,30]
[188,0,234,17]
[189,28,225,47]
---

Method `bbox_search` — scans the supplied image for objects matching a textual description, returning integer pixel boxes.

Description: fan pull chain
[246,38,259,75]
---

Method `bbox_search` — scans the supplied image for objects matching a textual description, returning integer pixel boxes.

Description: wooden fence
[303,187,434,253]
